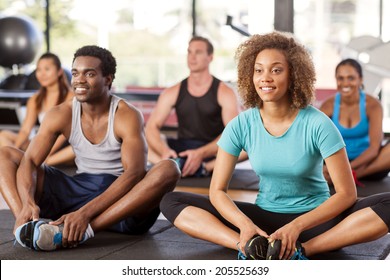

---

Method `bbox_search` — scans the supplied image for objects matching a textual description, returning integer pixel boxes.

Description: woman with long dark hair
[0,52,74,165]
[320,58,390,185]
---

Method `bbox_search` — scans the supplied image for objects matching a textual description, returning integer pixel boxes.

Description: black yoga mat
[1,210,389,260]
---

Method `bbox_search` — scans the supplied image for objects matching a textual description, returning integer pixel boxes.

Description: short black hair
[73,45,117,82]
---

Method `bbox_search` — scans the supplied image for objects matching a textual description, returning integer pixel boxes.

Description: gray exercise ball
[0,15,43,68]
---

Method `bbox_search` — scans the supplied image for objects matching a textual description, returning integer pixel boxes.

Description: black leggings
[160,192,390,242]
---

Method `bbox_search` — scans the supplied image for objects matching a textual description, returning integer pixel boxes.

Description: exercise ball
[24,70,40,90]
[0,74,28,90]
[0,15,43,68]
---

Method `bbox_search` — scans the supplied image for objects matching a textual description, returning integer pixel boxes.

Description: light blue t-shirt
[218,106,345,214]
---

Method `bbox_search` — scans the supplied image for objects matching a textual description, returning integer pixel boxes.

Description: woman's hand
[268,222,301,259]
[238,222,269,255]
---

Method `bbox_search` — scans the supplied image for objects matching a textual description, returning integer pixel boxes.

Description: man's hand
[13,203,40,234]
[161,148,178,160]
[179,149,203,177]
[50,210,89,248]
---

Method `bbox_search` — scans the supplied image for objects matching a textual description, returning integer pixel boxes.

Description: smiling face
[335,64,362,98]
[252,49,290,105]
[71,56,112,103]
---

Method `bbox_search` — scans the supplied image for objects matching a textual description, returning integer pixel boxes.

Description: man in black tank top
[146,36,244,177]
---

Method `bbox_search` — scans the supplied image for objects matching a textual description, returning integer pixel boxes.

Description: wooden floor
[174,186,257,203]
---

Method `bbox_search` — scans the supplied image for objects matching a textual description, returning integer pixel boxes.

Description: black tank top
[175,76,224,142]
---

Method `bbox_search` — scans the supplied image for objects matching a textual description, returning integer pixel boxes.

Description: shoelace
[237,250,247,260]
[290,248,309,260]
[236,241,247,260]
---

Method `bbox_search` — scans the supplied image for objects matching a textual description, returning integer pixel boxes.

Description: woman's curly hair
[235,31,316,109]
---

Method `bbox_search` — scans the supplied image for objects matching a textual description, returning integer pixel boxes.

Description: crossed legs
[355,144,390,179]
[0,145,181,235]
[160,192,390,257]
[91,159,180,233]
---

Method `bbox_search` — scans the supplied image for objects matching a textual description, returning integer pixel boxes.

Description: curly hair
[235,31,316,109]
[73,45,117,89]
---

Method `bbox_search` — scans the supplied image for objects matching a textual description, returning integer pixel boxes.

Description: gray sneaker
[14,220,63,251]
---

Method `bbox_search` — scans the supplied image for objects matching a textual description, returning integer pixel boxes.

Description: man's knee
[152,159,181,186]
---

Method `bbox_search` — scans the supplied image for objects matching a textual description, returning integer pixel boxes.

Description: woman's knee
[160,191,180,213]
[160,191,189,223]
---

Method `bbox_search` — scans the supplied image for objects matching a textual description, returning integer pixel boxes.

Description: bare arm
[44,91,75,165]
[349,96,383,171]
[319,97,335,182]
[14,94,40,149]
[145,85,179,159]
[14,103,70,230]
[209,148,269,253]
[319,97,335,118]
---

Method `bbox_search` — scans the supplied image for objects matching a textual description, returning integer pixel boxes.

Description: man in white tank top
[0,45,180,251]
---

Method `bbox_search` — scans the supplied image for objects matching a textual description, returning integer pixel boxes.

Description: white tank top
[69,95,123,176]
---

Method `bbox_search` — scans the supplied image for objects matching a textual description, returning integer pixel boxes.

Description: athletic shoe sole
[14,220,46,250]
[244,235,269,260]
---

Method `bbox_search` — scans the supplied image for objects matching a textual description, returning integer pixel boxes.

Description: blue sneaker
[266,239,308,260]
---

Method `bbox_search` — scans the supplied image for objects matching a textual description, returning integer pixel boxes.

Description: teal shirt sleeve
[217,113,245,157]
[312,108,346,159]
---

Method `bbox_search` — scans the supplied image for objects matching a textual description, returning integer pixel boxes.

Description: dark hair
[189,36,214,55]
[335,58,363,78]
[73,45,117,89]
[235,31,316,109]
[35,52,70,111]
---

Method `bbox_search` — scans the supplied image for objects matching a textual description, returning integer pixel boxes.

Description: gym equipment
[0,15,43,68]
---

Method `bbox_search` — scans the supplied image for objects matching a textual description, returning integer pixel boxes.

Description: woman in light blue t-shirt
[160,32,390,260]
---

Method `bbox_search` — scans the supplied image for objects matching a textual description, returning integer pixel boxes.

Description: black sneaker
[266,239,308,260]
[244,235,269,260]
